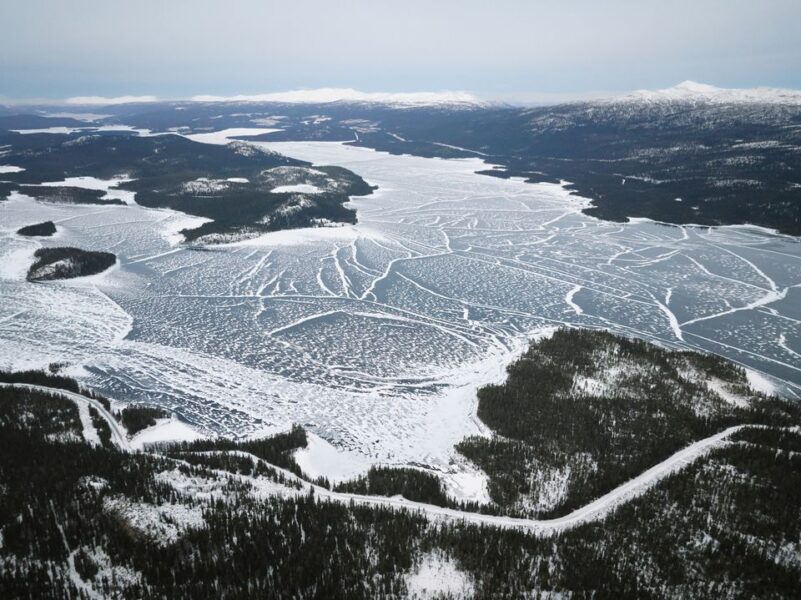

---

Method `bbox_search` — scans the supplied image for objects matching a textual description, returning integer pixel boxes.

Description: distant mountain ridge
[56,88,487,108]
[3,81,801,234]
[618,80,801,105]
[45,82,801,108]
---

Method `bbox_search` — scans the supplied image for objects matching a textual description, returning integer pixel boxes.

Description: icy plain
[1,133,800,481]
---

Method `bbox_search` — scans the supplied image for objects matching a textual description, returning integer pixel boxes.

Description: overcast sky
[2,0,800,101]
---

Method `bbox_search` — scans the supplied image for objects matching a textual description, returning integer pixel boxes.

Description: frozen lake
[2,135,800,477]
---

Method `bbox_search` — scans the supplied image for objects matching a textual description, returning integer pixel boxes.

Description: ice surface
[2,134,800,483]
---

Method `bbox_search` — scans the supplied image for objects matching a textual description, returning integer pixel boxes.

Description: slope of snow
[746,369,777,395]
[129,417,204,450]
[103,496,205,546]
[0,245,36,281]
[271,183,322,194]
[293,433,373,483]
[37,175,137,204]
[620,80,801,105]
[405,552,473,599]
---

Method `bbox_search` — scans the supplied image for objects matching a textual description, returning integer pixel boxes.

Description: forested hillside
[1,377,799,598]
[457,328,800,517]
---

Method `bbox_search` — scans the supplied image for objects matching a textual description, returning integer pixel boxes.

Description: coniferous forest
[1,330,800,598]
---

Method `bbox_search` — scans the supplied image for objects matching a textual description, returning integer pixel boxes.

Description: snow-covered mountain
[192,88,486,107]
[619,80,801,105]
[56,89,486,108]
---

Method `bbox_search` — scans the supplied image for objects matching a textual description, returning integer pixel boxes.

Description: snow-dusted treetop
[617,80,801,105]
[190,88,485,107]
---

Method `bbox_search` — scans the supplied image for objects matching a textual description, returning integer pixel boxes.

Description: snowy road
[1,383,131,451]
[210,424,746,534]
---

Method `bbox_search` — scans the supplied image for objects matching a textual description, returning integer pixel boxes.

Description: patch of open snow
[181,177,231,194]
[43,111,111,122]
[293,432,373,483]
[154,468,236,501]
[76,401,101,446]
[159,211,213,245]
[442,458,492,505]
[86,546,142,591]
[37,175,137,205]
[184,128,282,146]
[0,246,36,281]
[746,369,777,396]
[405,552,473,599]
[0,165,25,173]
[103,496,205,546]
[226,177,249,183]
[129,417,204,450]
[271,183,322,194]
[706,377,751,408]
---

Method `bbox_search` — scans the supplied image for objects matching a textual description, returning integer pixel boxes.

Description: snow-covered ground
[36,175,137,205]
[129,417,204,450]
[406,552,473,599]
[1,133,800,489]
[270,183,322,194]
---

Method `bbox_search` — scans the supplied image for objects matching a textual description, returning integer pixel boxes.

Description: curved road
[1,382,131,451]
[320,425,744,533]
[4,382,744,534]
[227,426,745,535]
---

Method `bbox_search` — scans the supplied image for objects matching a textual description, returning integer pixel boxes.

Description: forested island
[26,247,116,281]
[16,220,56,236]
